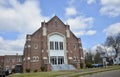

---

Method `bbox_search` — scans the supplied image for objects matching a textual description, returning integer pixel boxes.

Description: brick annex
[0,16,84,72]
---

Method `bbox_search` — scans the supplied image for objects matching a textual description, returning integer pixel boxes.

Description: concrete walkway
[84,70,120,77]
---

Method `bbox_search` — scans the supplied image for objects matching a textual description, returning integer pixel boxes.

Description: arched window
[36,56,39,61]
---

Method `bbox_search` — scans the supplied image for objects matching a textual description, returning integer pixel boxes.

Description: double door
[50,56,64,65]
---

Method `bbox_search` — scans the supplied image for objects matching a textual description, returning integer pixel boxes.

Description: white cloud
[74,30,96,36]
[65,7,77,16]
[91,44,103,52]
[66,16,94,30]
[86,30,96,35]
[66,16,96,36]
[0,0,49,33]
[0,0,49,55]
[0,36,24,55]
[87,0,96,4]
[74,31,86,36]
[100,0,120,17]
[104,23,120,36]
[91,44,116,57]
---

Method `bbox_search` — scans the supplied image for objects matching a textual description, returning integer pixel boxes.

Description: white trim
[27,57,30,60]
[28,45,31,48]
[68,57,73,59]
[47,32,68,64]
[43,27,47,36]
[27,39,31,41]
[43,57,47,59]
[66,29,70,38]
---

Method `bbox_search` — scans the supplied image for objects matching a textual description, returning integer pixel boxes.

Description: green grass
[8,71,73,77]
[8,65,120,77]
[69,65,120,77]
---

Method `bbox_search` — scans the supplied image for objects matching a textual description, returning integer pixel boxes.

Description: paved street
[83,70,120,77]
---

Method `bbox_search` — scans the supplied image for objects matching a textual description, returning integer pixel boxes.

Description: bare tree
[105,33,120,57]
[94,51,102,64]
[85,50,93,63]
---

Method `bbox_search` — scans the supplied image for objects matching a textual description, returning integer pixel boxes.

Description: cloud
[103,23,120,36]
[87,0,96,4]
[66,16,94,30]
[0,36,24,55]
[66,16,96,36]
[91,44,116,56]
[0,0,49,33]
[65,0,96,36]
[74,30,96,36]
[86,30,96,35]
[100,0,120,17]
[0,0,49,55]
[65,7,77,16]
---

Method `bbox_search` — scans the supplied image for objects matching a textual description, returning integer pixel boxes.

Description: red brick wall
[23,16,83,72]
[0,56,4,67]
[3,55,23,71]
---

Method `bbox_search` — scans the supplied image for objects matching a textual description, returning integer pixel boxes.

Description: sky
[0,0,120,55]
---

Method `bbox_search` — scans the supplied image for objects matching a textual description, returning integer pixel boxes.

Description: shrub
[40,66,45,71]
[80,62,84,69]
[11,68,15,73]
[34,69,38,72]
[26,68,30,73]
[86,62,92,68]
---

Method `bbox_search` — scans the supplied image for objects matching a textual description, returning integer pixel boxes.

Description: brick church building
[0,16,84,72]
[23,16,84,72]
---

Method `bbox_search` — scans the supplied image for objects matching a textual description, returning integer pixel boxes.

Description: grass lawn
[69,65,120,77]
[8,71,74,77]
[8,65,120,77]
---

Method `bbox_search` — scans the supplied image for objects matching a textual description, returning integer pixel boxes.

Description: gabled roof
[47,15,65,26]
[31,15,81,41]
[32,16,65,36]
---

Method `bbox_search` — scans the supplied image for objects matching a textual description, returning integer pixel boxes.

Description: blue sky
[0,0,120,55]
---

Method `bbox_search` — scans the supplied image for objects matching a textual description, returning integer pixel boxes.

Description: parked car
[92,64,103,67]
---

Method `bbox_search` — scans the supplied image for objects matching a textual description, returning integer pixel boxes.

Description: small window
[32,56,36,61]
[18,57,22,62]
[34,44,38,49]
[36,56,39,61]
[32,56,39,62]
[55,42,59,50]
[74,44,76,49]
[73,56,77,61]
[50,41,54,50]
[60,42,63,50]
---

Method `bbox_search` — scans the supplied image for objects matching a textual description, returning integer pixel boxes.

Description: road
[83,70,120,77]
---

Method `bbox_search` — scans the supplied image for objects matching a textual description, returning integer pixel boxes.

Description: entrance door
[50,56,64,65]
[15,65,23,73]
[50,56,57,65]
[58,56,64,64]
